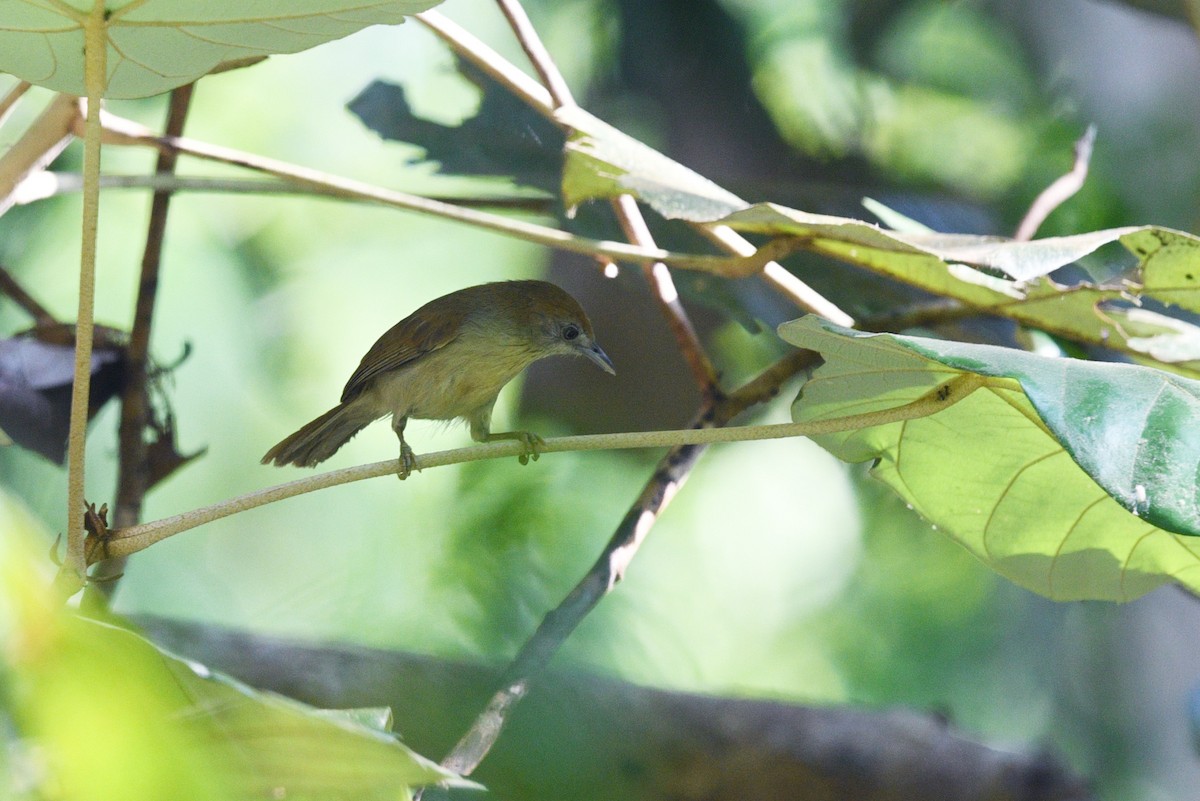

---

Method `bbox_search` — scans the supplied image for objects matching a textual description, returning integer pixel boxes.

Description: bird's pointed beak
[584,342,616,375]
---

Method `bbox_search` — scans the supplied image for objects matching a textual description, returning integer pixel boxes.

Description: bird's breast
[362,334,538,421]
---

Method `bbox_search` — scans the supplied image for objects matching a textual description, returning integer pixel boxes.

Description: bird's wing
[340,311,461,402]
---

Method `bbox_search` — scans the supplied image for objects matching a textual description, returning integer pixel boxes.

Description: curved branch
[96,370,983,591]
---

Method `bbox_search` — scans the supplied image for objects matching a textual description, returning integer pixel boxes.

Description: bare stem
[24,172,552,211]
[613,196,722,392]
[494,0,574,107]
[1014,125,1097,242]
[490,0,721,394]
[417,10,850,322]
[99,372,983,569]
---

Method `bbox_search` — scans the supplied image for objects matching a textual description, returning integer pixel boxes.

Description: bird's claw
[397,442,416,480]
[516,432,544,465]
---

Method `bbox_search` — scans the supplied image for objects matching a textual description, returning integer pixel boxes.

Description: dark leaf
[0,325,127,464]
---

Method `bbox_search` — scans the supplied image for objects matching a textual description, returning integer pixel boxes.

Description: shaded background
[3,0,1200,798]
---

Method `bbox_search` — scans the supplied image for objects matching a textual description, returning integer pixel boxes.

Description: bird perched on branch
[261,280,615,477]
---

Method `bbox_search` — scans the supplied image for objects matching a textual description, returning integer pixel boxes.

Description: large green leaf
[779,316,1200,601]
[0,0,440,99]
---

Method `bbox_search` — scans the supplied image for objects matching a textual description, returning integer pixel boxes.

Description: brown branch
[494,0,574,108]
[0,93,79,217]
[415,10,849,324]
[436,348,818,777]
[1014,125,1097,242]
[0,264,57,326]
[89,85,196,596]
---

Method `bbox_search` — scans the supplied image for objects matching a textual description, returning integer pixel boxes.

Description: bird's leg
[469,405,543,465]
[392,414,416,479]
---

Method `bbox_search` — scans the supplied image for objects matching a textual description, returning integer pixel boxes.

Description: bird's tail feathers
[261,403,374,467]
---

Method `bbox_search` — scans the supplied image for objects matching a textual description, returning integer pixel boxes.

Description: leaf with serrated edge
[0,1,441,99]
[780,316,1200,601]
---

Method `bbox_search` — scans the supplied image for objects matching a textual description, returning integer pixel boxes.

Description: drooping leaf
[0,1,442,99]
[779,315,1200,601]
[0,325,126,464]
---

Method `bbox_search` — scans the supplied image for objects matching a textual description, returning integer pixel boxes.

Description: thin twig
[1014,125,1097,242]
[0,264,57,325]
[95,84,196,597]
[613,195,722,391]
[97,371,983,563]
[0,80,31,127]
[91,109,742,275]
[494,0,574,107]
[699,224,855,326]
[21,171,552,211]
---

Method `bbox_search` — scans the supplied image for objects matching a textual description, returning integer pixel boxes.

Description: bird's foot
[515,431,544,465]
[397,442,417,480]
[483,430,545,465]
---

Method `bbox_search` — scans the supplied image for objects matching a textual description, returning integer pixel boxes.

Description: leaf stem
[58,3,107,597]
[96,372,982,563]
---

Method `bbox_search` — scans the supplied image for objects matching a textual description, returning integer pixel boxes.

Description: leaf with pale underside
[559,127,1200,372]
[724,205,1200,376]
[0,0,441,99]
[780,315,1200,601]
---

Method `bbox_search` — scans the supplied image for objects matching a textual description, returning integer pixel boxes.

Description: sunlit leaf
[558,105,747,222]
[780,316,1200,601]
[0,0,442,99]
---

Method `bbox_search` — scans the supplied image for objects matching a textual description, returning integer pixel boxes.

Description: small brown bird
[261,280,615,477]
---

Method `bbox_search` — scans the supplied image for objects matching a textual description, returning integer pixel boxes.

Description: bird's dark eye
[562,324,581,341]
